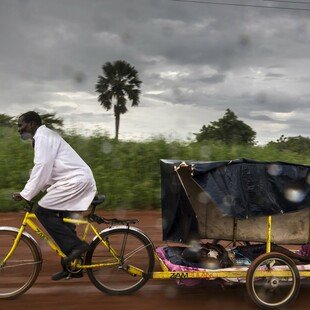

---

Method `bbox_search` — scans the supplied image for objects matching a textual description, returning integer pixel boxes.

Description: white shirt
[20,125,96,204]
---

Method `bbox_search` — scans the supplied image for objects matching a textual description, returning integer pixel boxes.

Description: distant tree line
[266,135,310,154]
[1,109,308,155]
[194,109,309,154]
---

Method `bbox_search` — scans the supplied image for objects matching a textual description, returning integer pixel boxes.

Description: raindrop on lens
[73,71,86,83]
[284,188,306,203]
[112,158,122,169]
[198,192,209,204]
[20,132,32,141]
[189,239,200,248]
[200,145,211,159]
[71,213,83,220]
[101,141,112,154]
[223,195,234,207]
[267,164,282,176]
[161,218,168,230]
[165,286,178,299]
[188,240,202,253]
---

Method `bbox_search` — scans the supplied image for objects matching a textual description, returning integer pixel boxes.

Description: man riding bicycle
[12,111,97,280]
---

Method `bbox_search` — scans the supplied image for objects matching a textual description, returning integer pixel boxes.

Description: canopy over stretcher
[160,159,310,244]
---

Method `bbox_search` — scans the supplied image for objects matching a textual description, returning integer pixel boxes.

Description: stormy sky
[1,0,309,144]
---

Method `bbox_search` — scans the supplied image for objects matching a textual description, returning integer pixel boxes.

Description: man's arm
[20,134,58,201]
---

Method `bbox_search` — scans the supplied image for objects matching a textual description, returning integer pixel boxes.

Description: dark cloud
[264,73,285,79]
[244,114,275,122]
[194,74,226,84]
[0,0,309,143]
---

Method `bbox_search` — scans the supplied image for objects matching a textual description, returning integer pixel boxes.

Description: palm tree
[40,113,64,132]
[95,60,142,140]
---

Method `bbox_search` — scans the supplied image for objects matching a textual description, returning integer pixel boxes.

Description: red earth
[0,210,309,310]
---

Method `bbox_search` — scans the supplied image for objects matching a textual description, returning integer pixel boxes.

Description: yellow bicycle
[0,195,155,298]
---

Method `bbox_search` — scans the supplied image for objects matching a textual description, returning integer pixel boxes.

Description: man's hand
[12,192,23,201]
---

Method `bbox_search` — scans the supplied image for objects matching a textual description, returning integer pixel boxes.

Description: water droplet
[70,213,83,220]
[284,187,306,203]
[112,158,123,170]
[165,286,178,299]
[200,145,211,159]
[223,195,234,207]
[161,218,167,230]
[188,239,201,249]
[267,164,282,176]
[73,71,86,83]
[168,143,178,157]
[101,141,112,154]
[198,192,209,204]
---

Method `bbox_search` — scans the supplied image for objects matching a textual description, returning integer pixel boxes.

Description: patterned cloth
[298,243,310,256]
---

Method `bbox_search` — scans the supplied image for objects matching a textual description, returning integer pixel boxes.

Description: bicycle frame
[1,211,124,270]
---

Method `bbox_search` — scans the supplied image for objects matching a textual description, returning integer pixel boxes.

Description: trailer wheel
[246,252,300,309]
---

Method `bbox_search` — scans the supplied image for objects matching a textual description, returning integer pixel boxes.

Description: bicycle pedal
[65,271,84,280]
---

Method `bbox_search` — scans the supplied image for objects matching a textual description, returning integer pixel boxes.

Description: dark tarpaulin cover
[160,158,310,242]
[160,159,199,243]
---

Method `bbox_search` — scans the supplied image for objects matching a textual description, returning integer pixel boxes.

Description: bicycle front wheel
[85,227,154,295]
[0,229,42,299]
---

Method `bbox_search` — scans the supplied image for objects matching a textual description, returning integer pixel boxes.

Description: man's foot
[52,270,69,281]
[63,242,91,264]
[51,269,83,281]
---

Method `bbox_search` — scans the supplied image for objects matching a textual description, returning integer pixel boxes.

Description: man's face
[17,117,34,140]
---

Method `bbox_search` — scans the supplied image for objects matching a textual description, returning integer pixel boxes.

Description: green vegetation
[0,114,15,127]
[0,125,309,212]
[267,135,310,154]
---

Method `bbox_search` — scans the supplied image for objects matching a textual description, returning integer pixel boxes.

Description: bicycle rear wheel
[246,252,300,309]
[0,229,42,298]
[85,227,154,295]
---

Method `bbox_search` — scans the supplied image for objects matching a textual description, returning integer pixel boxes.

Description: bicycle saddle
[91,194,106,206]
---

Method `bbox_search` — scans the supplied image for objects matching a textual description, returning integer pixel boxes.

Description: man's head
[18,111,42,140]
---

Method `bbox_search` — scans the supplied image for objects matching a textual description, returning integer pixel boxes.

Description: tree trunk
[114,106,120,140]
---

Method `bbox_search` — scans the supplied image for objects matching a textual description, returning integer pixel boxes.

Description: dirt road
[0,210,309,309]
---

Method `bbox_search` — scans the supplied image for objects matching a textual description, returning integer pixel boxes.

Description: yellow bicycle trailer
[156,159,310,309]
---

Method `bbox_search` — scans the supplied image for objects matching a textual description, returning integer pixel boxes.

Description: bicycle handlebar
[23,200,35,212]
[11,193,34,212]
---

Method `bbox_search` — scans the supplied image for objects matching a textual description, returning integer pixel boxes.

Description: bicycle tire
[0,229,42,299]
[85,227,154,295]
[246,252,300,309]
